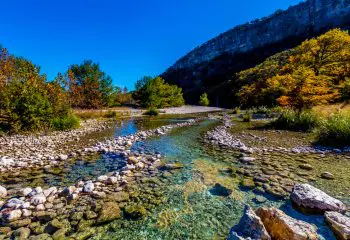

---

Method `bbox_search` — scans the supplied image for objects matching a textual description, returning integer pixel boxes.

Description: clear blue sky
[1,0,302,90]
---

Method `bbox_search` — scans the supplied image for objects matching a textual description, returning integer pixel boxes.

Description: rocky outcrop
[291,184,346,213]
[162,0,350,106]
[325,211,350,240]
[256,207,318,240]
[228,205,270,240]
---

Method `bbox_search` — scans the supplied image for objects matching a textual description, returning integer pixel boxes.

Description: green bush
[51,115,80,131]
[316,113,350,146]
[232,107,241,114]
[272,109,320,131]
[199,93,210,106]
[143,108,159,116]
[133,76,185,108]
[242,113,252,122]
[104,110,117,118]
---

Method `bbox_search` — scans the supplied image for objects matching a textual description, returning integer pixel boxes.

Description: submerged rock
[256,207,318,240]
[321,172,335,180]
[96,202,121,223]
[163,163,184,170]
[325,211,350,240]
[228,205,270,240]
[209,183,232,196]
[291,184,346,213]
[124,205,147,220]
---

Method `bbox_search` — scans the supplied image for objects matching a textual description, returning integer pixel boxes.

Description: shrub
[272,109,320,131]
[144,108,159,116]
[133,76,185,108]
[199,93,210,106]
[232,107,241,114]
[242,113,252,122]
[104,110,117,118]
[316,113,350,146]
[51,115,80,131]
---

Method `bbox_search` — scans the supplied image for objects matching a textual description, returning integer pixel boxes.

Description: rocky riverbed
[0,118,198,239]
[0,114,349,239]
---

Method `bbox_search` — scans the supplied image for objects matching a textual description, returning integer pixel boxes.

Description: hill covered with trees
[162,0,350,106]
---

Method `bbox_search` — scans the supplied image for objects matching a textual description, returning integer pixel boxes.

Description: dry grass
[73,108,135,119]
[312,103,350,116]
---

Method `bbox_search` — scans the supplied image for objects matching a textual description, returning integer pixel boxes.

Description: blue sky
[1,0,302,89]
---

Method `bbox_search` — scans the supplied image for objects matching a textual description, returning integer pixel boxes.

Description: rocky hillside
[162,0,350,107]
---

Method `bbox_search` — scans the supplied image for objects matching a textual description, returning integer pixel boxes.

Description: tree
[237,29,350,109]
[133,76,185,108]
[0,48,73,132]
[199,93,210,106]
[65,60,114,109]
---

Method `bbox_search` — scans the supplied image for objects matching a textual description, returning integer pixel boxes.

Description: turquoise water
[93,119,336,240]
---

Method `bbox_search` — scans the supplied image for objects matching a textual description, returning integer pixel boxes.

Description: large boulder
[256,207,318,240]
[291,184,346,213]
[325,211,350,240]
[228,205,270,240]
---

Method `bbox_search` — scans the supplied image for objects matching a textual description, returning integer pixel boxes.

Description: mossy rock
[77,219,95,231]
[70,227,96,240]
[96,202,121,224]
[108,191,130,202]
[240,178,255,189]
[50,218,70,231]
[124,205,148,220]
[52,228,66,240]
[28,233,52,240]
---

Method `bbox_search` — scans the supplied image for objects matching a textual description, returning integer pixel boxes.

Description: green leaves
[133,76,185,108]
[199,93,210,106]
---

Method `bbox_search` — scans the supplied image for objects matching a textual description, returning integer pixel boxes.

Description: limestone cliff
[162,0,350,106]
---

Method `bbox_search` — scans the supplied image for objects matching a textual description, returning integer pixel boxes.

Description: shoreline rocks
[0,119,198,239]
[325,211,350,240]
[228,205,270,240]
[256,207,318,240]
[291,184,346,213]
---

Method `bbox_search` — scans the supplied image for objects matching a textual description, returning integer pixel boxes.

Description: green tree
[133,76,185,108]
[66,60,114,108]
[199,93,210,106]
[237,29,350,109]
[0,48,77,132]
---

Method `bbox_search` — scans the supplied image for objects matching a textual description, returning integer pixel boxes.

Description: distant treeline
[0,48,186,133]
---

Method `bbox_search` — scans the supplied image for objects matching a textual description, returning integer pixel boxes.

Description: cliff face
[162,0,350,106]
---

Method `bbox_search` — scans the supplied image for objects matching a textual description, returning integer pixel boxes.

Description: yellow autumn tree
[237,28,350,108]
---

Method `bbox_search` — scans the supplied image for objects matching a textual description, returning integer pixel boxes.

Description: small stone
[9,218,32,228]
[1,209,22,222]
[30,194,46,205]
[254,196,266,204]
[83,182,95,193]
[299,164,313,171]
[321,172,335,180]
[0,185,7,198]
[58,154,68,161]
[36,204,45,211]
[12,227,31,239]
[106,176,119,185]
[97,175,108,182]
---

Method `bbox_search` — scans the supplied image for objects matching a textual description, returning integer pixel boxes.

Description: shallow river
[2,117,349,239]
